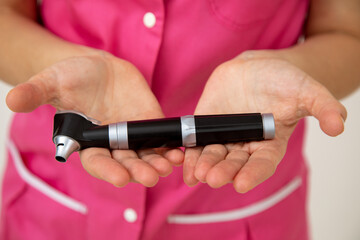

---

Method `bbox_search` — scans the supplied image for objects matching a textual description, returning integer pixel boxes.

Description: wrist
[29,44,111,81]
[237,49,284,61]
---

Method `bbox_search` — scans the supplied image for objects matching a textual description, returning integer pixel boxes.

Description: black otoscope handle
[53,112,275,162]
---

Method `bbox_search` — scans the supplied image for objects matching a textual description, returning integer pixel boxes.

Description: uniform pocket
[1,140,88,240]
[168,176,301,224]
[166,176,305,240]
[208,0,284,30]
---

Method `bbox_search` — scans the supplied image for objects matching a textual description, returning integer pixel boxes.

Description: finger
[233,148,280,193]
[155,148,185,166]
[183,147,203,186]
[6,70,57,112]
[80,148,131,188]
[194,144,228,183]
[315,106,346,137]
[318,109,346,137]
[206,149,250,188]
[137,149,173,177]
[305,83,347,137]
[112,149,159,187]
[163,148,185,166]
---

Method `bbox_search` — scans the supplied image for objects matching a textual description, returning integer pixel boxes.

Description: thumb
[307,85,347,137]
[6,71,57,113]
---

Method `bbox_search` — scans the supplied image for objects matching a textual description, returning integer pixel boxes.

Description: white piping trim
[7,140,88,215]
[168,176,302,224]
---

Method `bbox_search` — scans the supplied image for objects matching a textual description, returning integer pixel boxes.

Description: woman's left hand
[183,50,347,193]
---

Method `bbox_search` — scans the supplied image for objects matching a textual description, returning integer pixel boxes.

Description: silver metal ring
[108,123,118,149]
[262,113,275,140]
[116,122,129,149]
[180,115,197,147]
[108,122,129,149]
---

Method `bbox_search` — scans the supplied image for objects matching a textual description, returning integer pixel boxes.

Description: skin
[0,4,184,188]
[182,0,360,192]
[5,54,185,187]
[1,0,360,192]
[183,55,347,192]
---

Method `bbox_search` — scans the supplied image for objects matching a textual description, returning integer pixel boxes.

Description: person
[0,0,359,239]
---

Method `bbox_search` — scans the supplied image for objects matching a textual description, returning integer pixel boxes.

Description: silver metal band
[108,122,129,149]
[180,115,197,147]
[261,113,275,140]
[108,123,118,149]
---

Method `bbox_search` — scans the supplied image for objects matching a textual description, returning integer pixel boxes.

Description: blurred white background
[0,81,359,239]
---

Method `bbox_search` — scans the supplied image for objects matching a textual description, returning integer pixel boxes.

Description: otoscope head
[54,135,80,162]
[53,111,108,162]
[53,111,89,162]
[53,111,92,162]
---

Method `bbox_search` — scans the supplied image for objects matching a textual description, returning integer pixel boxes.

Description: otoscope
[52,111,275,162]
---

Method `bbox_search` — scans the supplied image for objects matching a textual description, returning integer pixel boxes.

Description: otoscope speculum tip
[54,135,80,162]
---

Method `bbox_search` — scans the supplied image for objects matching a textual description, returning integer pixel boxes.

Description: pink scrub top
[1,0,310,239]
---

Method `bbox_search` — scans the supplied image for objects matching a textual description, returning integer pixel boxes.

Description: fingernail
[340,116,346,133]
[340,115,345,125]
[186,181,199,187]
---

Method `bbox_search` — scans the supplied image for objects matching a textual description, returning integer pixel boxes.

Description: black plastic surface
[194,113,264,146]
[53,113,109,150]
[127,118,182,149]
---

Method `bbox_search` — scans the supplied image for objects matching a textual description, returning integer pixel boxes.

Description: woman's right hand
[6,51,184,187]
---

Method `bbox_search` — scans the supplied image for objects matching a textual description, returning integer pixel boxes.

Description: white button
[123,208,137,223]
[143,12,156,28]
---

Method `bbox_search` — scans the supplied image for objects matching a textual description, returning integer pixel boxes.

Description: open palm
[7,52,183,187]
[184,55,346,193]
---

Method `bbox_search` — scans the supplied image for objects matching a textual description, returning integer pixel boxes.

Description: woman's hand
[6,51,184,187]
[183,50,346,193]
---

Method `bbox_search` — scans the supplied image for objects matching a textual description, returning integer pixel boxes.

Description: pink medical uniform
[1,0,310,239]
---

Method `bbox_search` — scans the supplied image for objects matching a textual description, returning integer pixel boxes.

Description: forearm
[0,6,96,85]
[276,33,360,99]
[273,0,360,100]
